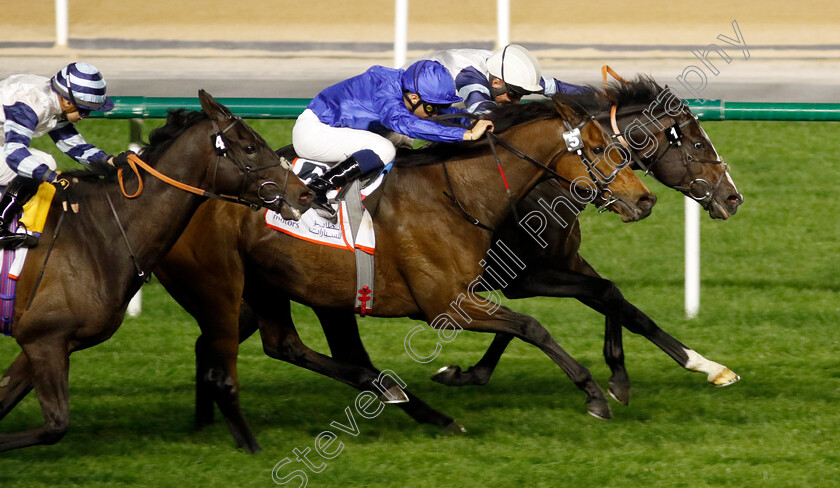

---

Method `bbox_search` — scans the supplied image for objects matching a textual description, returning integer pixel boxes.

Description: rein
[601,65,731,204]
[117,117,291,212]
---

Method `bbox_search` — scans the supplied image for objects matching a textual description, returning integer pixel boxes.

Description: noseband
[209,117,296,214]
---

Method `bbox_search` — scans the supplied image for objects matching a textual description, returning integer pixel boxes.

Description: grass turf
[0,119,837,487]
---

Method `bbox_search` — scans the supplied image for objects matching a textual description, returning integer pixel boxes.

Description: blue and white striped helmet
[51,62,114,112]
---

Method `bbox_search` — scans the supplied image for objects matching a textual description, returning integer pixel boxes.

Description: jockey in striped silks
[406,44,593,114]
[0,62,131,248]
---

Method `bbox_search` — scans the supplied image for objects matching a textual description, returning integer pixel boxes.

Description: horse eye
[592,146,604,155]
[693,142,704,150]
[245,145,257,154]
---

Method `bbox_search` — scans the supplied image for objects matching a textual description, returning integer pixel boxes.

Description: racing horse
[0,90,312,453]
[155,98,656,452]
[431,76,744,402]
[198,78,743,448]
[269,77,743,405]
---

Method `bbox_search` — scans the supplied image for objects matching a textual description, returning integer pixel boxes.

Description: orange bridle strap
[602,65,631,149]
[601,65,629,93]
[118,153,225,199]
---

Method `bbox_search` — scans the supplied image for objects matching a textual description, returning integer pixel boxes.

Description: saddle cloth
[263,157,381,254]
[1,182,55,336]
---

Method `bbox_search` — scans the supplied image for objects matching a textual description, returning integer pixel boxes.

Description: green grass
[1,119,838,487]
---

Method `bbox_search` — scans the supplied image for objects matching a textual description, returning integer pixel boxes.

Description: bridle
[444,112,628,230]
[207,116,294,212]
[117,115,298,217]
[601,66,732,206]
[608,98,731,206]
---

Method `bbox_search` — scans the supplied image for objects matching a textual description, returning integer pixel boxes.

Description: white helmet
[486,44,543,93]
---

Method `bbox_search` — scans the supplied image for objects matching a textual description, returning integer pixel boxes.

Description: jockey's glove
[111,150,137,169]
[52,177,79,213]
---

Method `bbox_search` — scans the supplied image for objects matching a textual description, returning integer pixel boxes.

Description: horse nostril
[637,193,657,209]
[728,193,743,205]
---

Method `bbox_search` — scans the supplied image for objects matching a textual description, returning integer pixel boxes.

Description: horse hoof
[378,385,409,404]
[431,365,462,385]
[586,400,612,420]
[443,421,467,434]
[711,367,740,387]
[608,386,631,406]
[237,439,262,454]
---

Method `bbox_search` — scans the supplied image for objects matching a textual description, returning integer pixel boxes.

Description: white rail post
[496,0,510,48]
[394,0,408,68]
[126,119,144,317]
[684,196,701,318]
[55,0,68,47]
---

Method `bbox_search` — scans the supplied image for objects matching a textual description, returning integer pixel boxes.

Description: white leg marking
[684,348,726,382]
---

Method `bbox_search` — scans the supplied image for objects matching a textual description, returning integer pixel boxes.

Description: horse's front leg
[0,352,35,422]
[424,298,611,420]
[0,341,70,453]
[552,256,739,393]
[430,264,621,391]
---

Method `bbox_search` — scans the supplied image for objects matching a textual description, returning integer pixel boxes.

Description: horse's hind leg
[0,342,70,453]
[0,352,35,422]
[314,307,459,429]
[431,333,513,387]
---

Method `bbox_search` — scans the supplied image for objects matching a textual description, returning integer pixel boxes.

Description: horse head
[197,90,312,219]
[552,100,656,222]
[604,78,743,220]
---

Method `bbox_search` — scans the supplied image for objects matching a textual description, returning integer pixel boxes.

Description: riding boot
[0,177,40,249]
[307,157,364,215]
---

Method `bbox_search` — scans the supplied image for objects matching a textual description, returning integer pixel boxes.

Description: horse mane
[395,99,563,168]
[394,76,664,168]
[58,109,209,187]
[605,74,664,108]
[139,109,208,162]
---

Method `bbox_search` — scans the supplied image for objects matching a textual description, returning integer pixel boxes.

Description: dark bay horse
[431,77,744,402]
[156,99,656,452]
[196,78,743,448]
[0,91,312,453]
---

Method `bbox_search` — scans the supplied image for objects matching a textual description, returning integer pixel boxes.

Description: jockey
[407,44,592,113]
[293,59,494,212]
[0,62,129,248]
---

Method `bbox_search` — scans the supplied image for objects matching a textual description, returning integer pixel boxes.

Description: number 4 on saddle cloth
[264,157,382,315]
[265,157,380,254]
[1,183,55,336]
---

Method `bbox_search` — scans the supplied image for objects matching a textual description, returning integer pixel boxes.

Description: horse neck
[602,101,660,171]
[448,118,570,228]
[95,124,216,270]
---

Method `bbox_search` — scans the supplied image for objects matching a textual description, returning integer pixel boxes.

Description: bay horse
[431,77,744,402]
[155,99,655,452]
[186,78,743,450]
[0,90,312,453]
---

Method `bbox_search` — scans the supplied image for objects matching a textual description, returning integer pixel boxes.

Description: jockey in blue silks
[406,44,593,114]
[0,62,132,248]
[293,59,494,212]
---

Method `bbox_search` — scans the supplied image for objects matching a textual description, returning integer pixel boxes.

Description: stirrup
[0,231,38,250]
[312,201,339,222]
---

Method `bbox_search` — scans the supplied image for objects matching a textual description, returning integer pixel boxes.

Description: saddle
[271,156,385,316]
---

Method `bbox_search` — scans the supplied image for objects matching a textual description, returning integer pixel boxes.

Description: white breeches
[292,109,396,165]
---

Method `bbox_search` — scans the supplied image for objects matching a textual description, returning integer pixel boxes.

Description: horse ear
[553,101,586,127]
[198,89,235,121]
